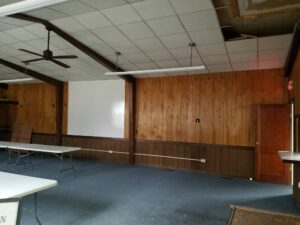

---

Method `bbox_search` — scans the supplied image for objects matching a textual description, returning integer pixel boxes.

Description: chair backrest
[228,205,300,225]
[0,198,22,225]
[10,124,32,143]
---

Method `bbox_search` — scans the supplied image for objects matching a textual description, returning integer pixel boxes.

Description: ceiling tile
[258,48,289,61]
[180,10,220,31]
[232,62,258,71]
[73,11,112,29]
[135,37,165,51]
[0,46,21,57]
[0,23,16,32]
[23,24,49,38]
[50,35,74,49]
[146,50,174,61]
[258,59,285,69]
[121,64,139,71]
[126,52,151,63]
[207,64,232,73]
[159,33,191,49]
[136,62,159,70]
[89,43,115,56]
[51,0,94,16]
[0,17,33,27]
[51,17,87,33]
[79,0,126,10]
[92,26,128,43]
[5,28,37,41]
[147,16,185,36]
[9,42,40,53]
[73,30,104,46]
[27,8,67,20]
[202,54,230,65]
[132,0,175,20]
[101,4,142,25]
[118,21,154,40]
[229,52,257,63]
[169,47,195,59]
[258,34,293,50]
[156,60,180,68]
[226,38,257,54]
[109,41,141,54]
[177,57,204,67]
[26,38,59,51]
[190,29,224,45]
[106,54,132,65]
[0,32,19,44]
[170,0,213,14]
[198,43,227,56]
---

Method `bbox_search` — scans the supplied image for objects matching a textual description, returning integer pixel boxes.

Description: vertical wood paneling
[0,82,68,134]
[135,69,288,146]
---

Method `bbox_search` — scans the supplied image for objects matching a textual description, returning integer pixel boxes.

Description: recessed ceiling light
[0,0,69,17]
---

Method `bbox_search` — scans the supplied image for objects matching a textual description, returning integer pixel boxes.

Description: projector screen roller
[68,80,125,138]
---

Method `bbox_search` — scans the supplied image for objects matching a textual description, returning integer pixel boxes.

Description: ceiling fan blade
[19,49,43,57]
[22,58,44,63]
[52,55,78,59]
[51,59,70,68]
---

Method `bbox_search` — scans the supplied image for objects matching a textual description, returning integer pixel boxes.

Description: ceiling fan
[19,29,77,68]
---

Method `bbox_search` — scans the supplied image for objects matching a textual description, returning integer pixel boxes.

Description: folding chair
[3,124,33,171]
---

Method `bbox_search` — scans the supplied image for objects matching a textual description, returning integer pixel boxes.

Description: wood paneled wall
[0,69,288,177]
[135,140,254,178]
[0,82,68,134]
[135,69,288,146]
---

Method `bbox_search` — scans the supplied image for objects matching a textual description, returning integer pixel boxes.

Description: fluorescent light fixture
[0,78,34,83]
[105,66,205,76]
[0,0,69,17]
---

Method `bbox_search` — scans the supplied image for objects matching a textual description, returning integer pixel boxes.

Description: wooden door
[256,104,291,184]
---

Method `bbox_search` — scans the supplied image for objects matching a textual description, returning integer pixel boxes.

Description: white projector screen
[68,80,125,138]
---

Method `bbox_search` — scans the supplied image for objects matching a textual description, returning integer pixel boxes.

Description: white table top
[0,172,57,199]
[0,141,80,154]
[279,151,300,163]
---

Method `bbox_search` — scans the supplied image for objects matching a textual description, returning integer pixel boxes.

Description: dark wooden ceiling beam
[0,83,8,89]
[284,25,300,77]
[9,13,135,83]
[0,58,62,86]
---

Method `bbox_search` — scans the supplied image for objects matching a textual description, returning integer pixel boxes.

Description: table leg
[55,153,76,179]
[12,151,21,171]
[3,149,12,171]
[70,153,76,176]
[34,193,42,225]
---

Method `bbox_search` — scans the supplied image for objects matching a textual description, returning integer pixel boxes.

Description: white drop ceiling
[0,0,294,82]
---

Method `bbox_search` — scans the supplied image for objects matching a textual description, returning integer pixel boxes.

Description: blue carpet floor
[0,151,299,225]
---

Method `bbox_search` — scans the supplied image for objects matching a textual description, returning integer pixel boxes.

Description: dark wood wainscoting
[136,140,254,178]
[0,131,254,178]
[32,133,129,164]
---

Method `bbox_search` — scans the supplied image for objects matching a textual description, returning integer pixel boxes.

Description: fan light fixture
[105,42,205,76]
[0,0,68,17]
